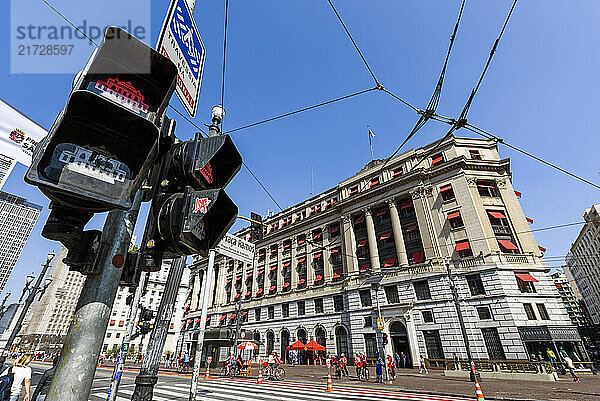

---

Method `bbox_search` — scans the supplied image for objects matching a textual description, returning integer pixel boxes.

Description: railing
[457,256,485,269]
[491,225,512,235]
[503,254,533,264]
[428,359,554,374]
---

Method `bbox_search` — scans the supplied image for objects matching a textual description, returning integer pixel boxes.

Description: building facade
[101,260,189,359]
[182,136,582,366]
[566,203,600,325]
[0,191,42,293]
[551,271,587,327]
[18,245,86,353]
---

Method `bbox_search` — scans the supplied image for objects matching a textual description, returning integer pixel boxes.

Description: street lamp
[208,105,226,137]
[18,274,35,303]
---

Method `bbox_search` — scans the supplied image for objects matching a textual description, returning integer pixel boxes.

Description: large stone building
[0,191,42,293]
[101,260,189,359]
[18,245,86,353]
[566,203,600,325]
[182,135,583,366]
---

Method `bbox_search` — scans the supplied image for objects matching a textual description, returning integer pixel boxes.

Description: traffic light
[25,27,177,266]
[120,251,141,288]
[382,333,388,345]
[137,321,154,335]
[138,130,242,271]
[139,307,154,322]
[250,212,263,242]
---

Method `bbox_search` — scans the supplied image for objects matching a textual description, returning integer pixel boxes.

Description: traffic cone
[257,369,263,384]
[474,379,485,401]
[204,364,210,379]
[325,371,333,392]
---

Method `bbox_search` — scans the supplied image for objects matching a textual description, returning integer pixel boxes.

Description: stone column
[364,208,381,271]
[276,243,283,292]
[387,199,409,267]
[404,310,420,368]
[323,225,333,281]
[291,238,298,290]
[410,187,439,261]
[306,233,315,285]
[341,214,358,275]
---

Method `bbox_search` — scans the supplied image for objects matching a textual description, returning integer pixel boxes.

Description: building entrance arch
[281,329,290,362]
[390,321,412,368]
[266,331,275,356]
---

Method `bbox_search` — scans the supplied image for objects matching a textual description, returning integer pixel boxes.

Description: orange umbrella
[304,340,326,351]
[289,340,306,350]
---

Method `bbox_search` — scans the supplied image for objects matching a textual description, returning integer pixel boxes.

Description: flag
[368,127,375,138]
[514,190,522,198]
[526,217,534,224]
[538,246,546,253]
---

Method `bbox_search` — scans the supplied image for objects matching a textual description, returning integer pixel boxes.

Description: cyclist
[340,353,348,377]
[226,352,236,375]
[386,354,396,379]
[235,355,244,373]
[354,353,361,377]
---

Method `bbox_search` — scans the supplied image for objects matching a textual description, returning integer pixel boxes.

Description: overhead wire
[220,0,230,115]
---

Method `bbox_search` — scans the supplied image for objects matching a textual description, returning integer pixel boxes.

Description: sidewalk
[99,361,599,401]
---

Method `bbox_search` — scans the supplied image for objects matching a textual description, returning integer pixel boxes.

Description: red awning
[330,225,339,233]
[369,178,379,187]
[384,258,396,267]
[332,272,341,279]
[246,273,253,279]
[440,184,452,192]
[269,285,276,292]
[350,187,358,194]
[258,269,264,276]
[298,237,305,245]
[455,241,471,251]
[206,316,211,322]
[229,313,236,320]
[256,288,263,295]
[195,319,201,323]
[515,272,538,282]
[244,291,251,297]
[314,275,323,281]
[236,276,241,281]
[313,253,322,259]
[355,216,365,224]
[432,155,443,165]
[498,239,519,250]
[412,252,424,263]
[234,293,240,299]
[298,279,306,285]
[269,266,277,272]
[401,201,413,209]
[305,340,326,351]
[488,211,507,219]
[330,247,340,254]
[379,232,392,240]
[284,242,291,249]
[220,315,226,321]
[358,239,367,247]
[283,262,291,268]
[289,340,306,350]
[226,279,231,285]
[406,225,417,232]
[448,211,461,220]
[283,282,290,289]
[377,209,388,216]
[555,283,562,289]
[297,257,306,263]
[393,168,403,176]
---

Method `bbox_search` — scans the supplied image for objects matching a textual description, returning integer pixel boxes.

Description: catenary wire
[326,0,379,84]
[220,0,230,116]
[42,0,99,46]
[224,87,378,134]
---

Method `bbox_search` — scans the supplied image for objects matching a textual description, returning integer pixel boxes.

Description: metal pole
[372,284,390,383]
[188,249,215,401]
[47,191,143,401]
[107,271,148,401]
[2,255,53,354]
[444,259,476,382]
[131,257,187,401]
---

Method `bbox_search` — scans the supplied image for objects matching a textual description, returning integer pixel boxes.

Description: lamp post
[0,292,12,322]
[1,252,55,359]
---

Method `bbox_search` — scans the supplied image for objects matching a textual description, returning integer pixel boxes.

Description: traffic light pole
[372,283,390,383]
[47,191,144,401]
[444,259,477,382]
[131,256,187,401]
[188,249,215,401]
[107,271,148,401]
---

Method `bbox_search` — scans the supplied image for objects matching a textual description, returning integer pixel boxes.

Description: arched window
[280,329,290,361]
[335,326,348,356]
[266,331,275,355]
[253,331,261,357]
[297,328,307,345]
[315,327,327,357]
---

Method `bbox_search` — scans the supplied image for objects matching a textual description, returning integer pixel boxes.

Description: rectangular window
[515,273,537,293]
[477,306,493,320]
[482,328,506,359]
[364,316,373,327]
[298,301,305,316]
[414,280,431,300]
[455,239,473,258]
[333,295,344,312]
[524,303,536,320]
[364,334,378,359]
[314,298,324,314]
[359,289,372,307]
[469,149,482,160]
[369,177,380,187]
[384,285,400,304]
[536,303,550,320]
[268,306,274,320]
[448,210,464,229]
[477,180,500,197]
[282,303,289,318]
[393,167,403,177]
[349,186,358,196]
[466,274,486,296]
[422,310,434,323]
[423,330,445,359]
[440,184,455,201]
[431,153,444,166]
[255,308,261,322]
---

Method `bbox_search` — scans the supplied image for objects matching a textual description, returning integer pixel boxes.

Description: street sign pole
[131,257,187,401]
[47,191,143,401]
[107,271,148,401]
[188,249,215,401]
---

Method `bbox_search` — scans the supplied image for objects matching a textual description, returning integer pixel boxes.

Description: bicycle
[386,363,397,381]
[357,363,369,381]
[263,363,286,381]
[177,361,192,374]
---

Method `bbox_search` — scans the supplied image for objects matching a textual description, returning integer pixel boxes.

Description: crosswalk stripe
[89,391,129,401]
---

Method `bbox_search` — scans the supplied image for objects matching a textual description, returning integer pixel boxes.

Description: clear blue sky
[1,0,598,300]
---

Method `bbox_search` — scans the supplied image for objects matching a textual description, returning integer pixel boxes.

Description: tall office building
[0,191,42,293]
[18,246,86,352]
[0,154,15,189]
[183,135,584,366]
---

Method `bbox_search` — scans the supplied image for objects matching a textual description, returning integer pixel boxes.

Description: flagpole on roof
[367,125,375,161]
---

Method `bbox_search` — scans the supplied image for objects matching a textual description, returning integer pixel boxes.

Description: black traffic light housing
[25,27,177,272]
[140,307,154,322]
[383,333,388,345]
[250,212,263,242]
[120,251,141,288]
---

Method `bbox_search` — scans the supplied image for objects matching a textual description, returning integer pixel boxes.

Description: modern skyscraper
[0,191,42,293]
[0,154,15,189]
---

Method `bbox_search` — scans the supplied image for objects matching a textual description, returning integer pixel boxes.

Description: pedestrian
[394,352,400,368]
[530,353,537,362]
[31,356,59,401]
[546,348,557,367]
[375,353,384,383]
[537,351,544,362]
[453,353,459,370]
[401,352,407,369]
[419,356,428,374]
[563,354,580,382]
[354,354,361,377]
[1,353,33,401]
